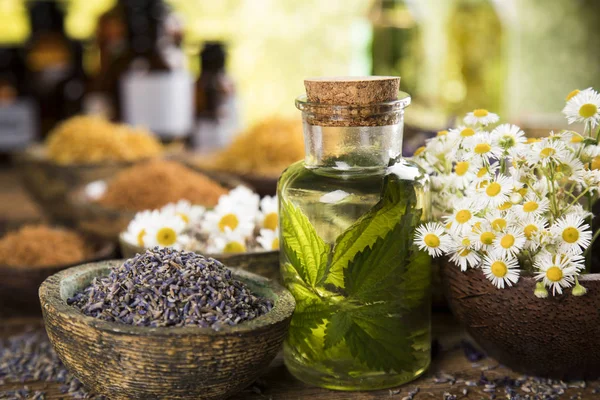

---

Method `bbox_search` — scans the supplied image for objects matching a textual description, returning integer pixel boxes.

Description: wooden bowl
[68,169,247,241]
[0,239,114,315]
[14,145,138,225]
[234,174,279,197]
[441,260,600,379]
[119,234,281,282]
[39,261,294,400]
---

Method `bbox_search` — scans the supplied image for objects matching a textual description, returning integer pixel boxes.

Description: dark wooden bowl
[68,170,246,242]
[0,240,115,315]
[39,261,295,400]
[119,234,281,282]
[14,145,138,225]
[235,174,279,197]
[441,260,600,379]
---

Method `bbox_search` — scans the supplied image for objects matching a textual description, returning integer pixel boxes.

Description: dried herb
[68,248,272,330]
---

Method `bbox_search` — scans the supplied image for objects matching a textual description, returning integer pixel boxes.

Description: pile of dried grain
[98,160,228,211]
[0,225,91,267]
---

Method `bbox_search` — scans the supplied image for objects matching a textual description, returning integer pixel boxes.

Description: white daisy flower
[556,153,586,184]
[550,215,592,254]
[257,228,280,251]
[468,222,497,251]
[144,213,188,250]
[257,196,278,231]
[512,195,550,219]
[464,133,503,161]
[491,124,526,151]
[517,216,547,251]
[453,125,479,140]
[581,169,600,193]
[206,229,248,254]
[449,246,481,272]
[493,227,526,258]
[122,210,162,248]
[534,252,579,295]
[485,209,515,232]
[451,159,480,189]
[471,174,513,209]
[562,88,600,128]
[528,138,568,167]
[463,109,500,126]
[482,253,520,289]
[415,222,452,257]
[161,200,205,226]
[444,199,481,235]
[202,206,256,238]
[474,162,499,183]
[218,186,260,212]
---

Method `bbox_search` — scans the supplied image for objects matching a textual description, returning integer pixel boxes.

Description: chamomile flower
[144,213,188,250]
[463,109,500,126]
[534,252,579,295]
[556,153,585,183]
[491,124,526,151]
[445,199,481,234]
[451,158,480,189]
[468,222,497,251]
[464,133,503,161]
[493,227,526,258]
[257,228,280,251]
[562,88,600,128]
[518,216,547,250]
[122,210,161,247]
[206,229,248,254]
[513,195,550,219]
[161,200,205,226]
[219,186,260,212]
[472,174,512,208]
[202,206,256,238]
[528,138,568,167]
[550,215,592,254]
[257,196,278,231]
[449,246,481,272]
[415,223,452,256]
[485,209,515,232]
[482,253,520,289]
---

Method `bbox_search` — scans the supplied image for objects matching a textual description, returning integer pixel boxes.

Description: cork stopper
[304,76,400,105]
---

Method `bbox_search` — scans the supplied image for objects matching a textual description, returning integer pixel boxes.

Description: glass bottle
[279,77,431,391]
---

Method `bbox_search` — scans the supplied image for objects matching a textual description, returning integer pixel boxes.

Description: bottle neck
[302,121,404,173]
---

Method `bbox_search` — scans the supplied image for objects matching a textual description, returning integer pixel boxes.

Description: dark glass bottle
[105,0,193,140]
[192,42,239,151]
[58,40,87,118]
[24,0,75,136]
[0,47,37,151]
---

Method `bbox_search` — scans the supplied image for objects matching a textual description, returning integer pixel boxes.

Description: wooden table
[1,167,599,399]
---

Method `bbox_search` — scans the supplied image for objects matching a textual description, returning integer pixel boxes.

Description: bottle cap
[304,76,400,106]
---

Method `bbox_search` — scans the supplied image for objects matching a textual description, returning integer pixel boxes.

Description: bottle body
[279,94,431,390]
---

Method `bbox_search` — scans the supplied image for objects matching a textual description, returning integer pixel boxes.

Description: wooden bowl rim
[118,232,279,259]
[0,240,115,272]
[39,260,295,337]
[16,145,145,169]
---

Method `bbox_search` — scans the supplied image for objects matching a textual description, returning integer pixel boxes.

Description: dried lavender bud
[68,248,273,330]
[0,330,104,399]
[461,340,486,362]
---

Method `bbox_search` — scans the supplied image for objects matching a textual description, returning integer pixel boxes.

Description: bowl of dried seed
[39,247,295,400]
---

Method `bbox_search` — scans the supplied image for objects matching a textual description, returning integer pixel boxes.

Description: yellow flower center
[477,167,488,178]
[455,210,472,224]
[491,261,508,278]
[524,224,538,240]
[500,234,515,249]
[517,188,528,197]
[271,237,280,250]
[566,89,580,101]
[437,130,448,137]
[459,249,471,257]
[571,135,584,143]
[461,128,475,137]
[579,103,598,118]
[486,182,502,197]
[477,180,489,190]
[424,234,440,248]
[474,143,492,154]
[414,146,426,156]
[473,109,489,117]
[492,218,507,231]
[472,221,482,232]
[498,202,512,211]
[592,156,600,170]
[481,231,495,245]
[218,213,239,232]
[223,241,246,253]
[137,229,146,246]
[546,266,563,282]
[263,212,278,231]
[526,137,541,144]
[156,227,177,246]
[462,238,471,247]
[523,201,539,213]
[562,227,580,244]
[455,161,470,176]
[176,212,190,224]
[540,147,555,158]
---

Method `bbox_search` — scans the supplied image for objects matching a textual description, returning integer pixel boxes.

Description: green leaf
[344,305,415,373]
[280,199,329,288]
[287,299,337,360]
[395,250,431,310]
[323,311,353,350]
[326,176,416,288]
